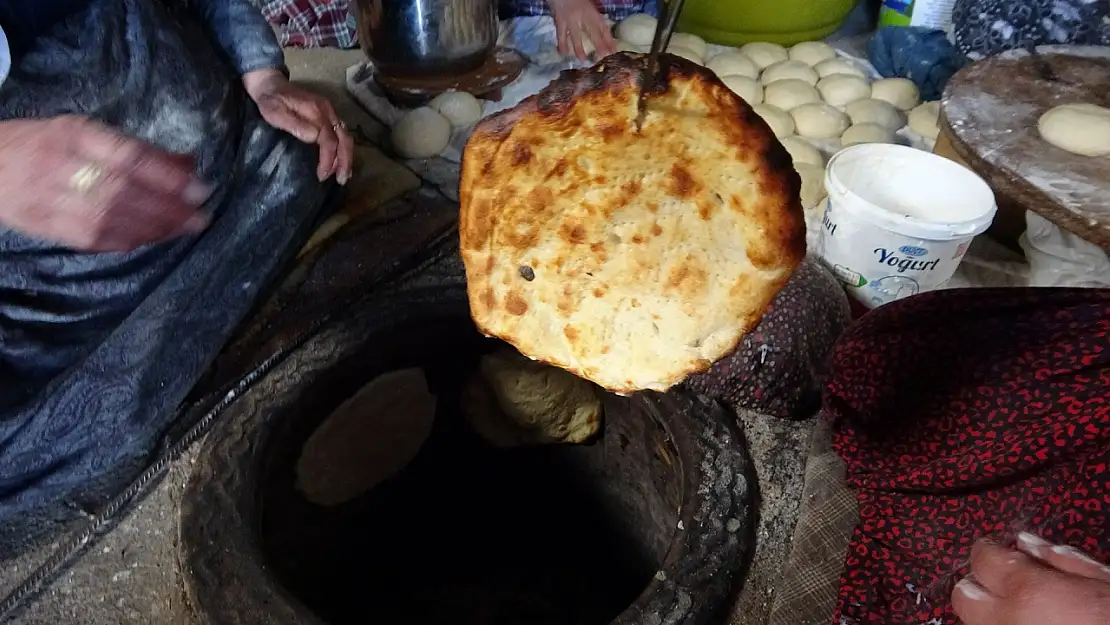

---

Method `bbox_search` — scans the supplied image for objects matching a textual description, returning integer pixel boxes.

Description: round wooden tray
[375,47,527,108]
[942,46,1110,250]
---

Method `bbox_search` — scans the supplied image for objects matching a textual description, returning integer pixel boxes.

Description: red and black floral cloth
[827,288,1110,624]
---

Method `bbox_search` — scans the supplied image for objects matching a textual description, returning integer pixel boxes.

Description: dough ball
[845,98,906,131]
[1038,103,1110,157]
[464,348,603,448]
[780,135,825,167]
[295,368,436,506]
[667,45,703,64]
[791,102,850,139]
[429,91,482,127]
[740,41,789,69]
[616,13,657,47]
[752,103,795,138]
[789,41,837,66]
[615,39,646,53]
[669,33,708,59]
[795,162,827,210]
[392,107,451,159]
[841,122,897,146]
[761,59,819,86]
[721,75,763,104]
[870,77,920,111]
[816,74,871,107]
[907,100,941,140]
[707,52,759,79]
[764,79,821,111]
[814,58,866,79]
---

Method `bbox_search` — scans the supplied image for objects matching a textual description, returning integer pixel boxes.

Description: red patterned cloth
[826,288,1110,624]
[259,0,357,49]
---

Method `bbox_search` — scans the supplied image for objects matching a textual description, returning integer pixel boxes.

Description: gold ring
[69,163,104,195]
[332,121,346,132]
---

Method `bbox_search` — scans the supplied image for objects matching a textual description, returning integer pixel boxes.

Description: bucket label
[873,247,941,273]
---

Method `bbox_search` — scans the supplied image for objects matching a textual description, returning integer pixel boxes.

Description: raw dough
[616,40,645,53]
[816,74,871,107]
[429,91,482,127]
[752,103,795,138]
[907,100,941,140]
[1038,103,1110,157]
[764,79,821,111]
[721,74,763,104]
[789,41,837,66]
[791,102,850,139]
[669,32,708,59]
[667,45,703,64]
[795,162,827,210]
[464,348,603,448]
[845,98,906,131]
[295,368,436,506]
[392,107,452,159]
[761,60,819,86]
[841,122,897,146]
[870,77,920,111]
[615,13,657,47]
[706,52,759,79]
[780,135,824,167]
[814,58,866,79]
[740,41,789,69]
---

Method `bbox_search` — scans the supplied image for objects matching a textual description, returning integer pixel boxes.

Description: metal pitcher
[355,0,499,78]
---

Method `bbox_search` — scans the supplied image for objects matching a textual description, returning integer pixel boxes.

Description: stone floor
[0,46,816,625]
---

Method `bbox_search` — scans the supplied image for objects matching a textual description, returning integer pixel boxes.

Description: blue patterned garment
[0,0,332,554]
[952,0,1110,58]
[499,0,651,20]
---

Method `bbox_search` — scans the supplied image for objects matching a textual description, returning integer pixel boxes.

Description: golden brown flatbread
[459,52,805,393]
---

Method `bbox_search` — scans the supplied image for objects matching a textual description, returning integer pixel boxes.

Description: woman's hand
[952,533,1110,625]
[547,0,616,60]
[242,68,354,185]
[0,116,212,252]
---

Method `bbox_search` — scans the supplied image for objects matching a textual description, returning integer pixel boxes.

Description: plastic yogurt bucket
[815,143,996,309]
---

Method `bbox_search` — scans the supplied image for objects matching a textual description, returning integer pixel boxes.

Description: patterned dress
[952,0,1110,58]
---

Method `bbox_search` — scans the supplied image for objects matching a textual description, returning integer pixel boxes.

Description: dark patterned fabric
[826,288,1110,624]
[685,259,852,419]
[0,0,330,553]
[260,0,358,49]
[952,0,1110,58]
[499,0,649,19]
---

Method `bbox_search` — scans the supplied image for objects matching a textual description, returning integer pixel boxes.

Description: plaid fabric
[259,0,358,49]
[767,419,858,625]
[499,0,650,20]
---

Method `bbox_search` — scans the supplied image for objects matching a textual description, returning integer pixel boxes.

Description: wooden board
[942,47,1110,250]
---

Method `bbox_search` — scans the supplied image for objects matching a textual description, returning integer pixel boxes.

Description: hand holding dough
[791,102,850,139]
[1038,103,1110,157]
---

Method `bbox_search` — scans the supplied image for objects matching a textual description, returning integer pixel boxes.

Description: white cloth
[0,22,10,90]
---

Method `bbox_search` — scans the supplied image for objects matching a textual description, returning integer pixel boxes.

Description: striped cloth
[259,0,358,49]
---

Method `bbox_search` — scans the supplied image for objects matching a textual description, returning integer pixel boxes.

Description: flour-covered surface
[943,46,1110,249]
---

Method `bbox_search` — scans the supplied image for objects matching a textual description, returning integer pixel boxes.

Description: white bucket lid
[824,143,997,241]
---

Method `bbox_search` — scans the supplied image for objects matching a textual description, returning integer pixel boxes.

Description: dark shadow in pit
[257,318,683,625]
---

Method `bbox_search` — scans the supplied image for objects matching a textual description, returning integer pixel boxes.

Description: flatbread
[459,52,805,393]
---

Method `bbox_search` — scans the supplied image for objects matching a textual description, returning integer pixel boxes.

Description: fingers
[569,25,588,61]
[1017,533,1110,583]
[334,122,354,186]
[968,540,1043,598]
[951,577,1002,625]
[588,17,616,57]
[63,116,211,203]
[257,95,321,144]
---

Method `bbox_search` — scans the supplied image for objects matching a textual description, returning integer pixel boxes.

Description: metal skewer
[635,0,688,131]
